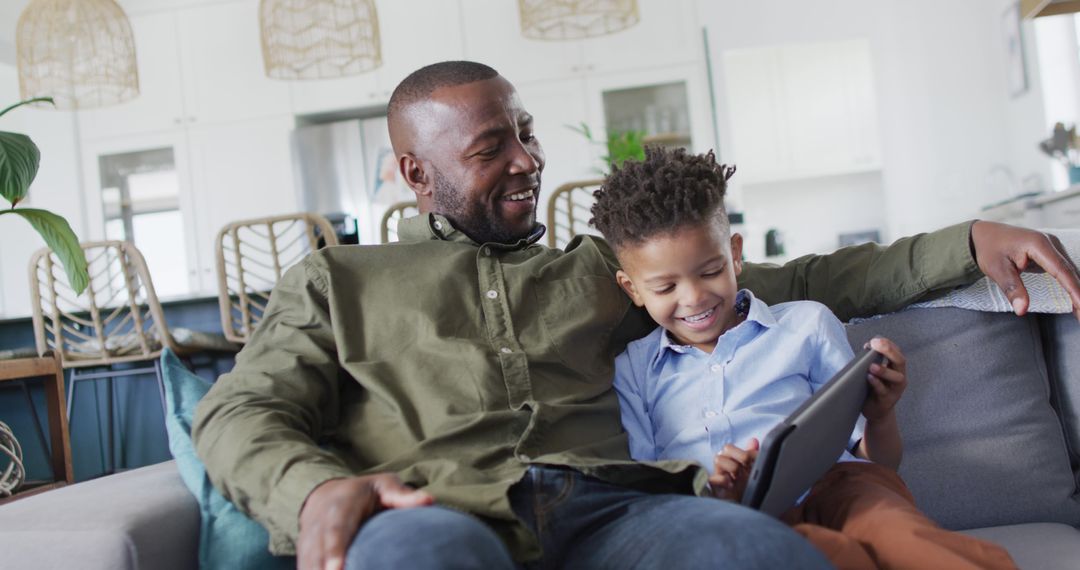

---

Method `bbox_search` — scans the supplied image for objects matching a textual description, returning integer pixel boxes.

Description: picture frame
[1003,2,1029,98]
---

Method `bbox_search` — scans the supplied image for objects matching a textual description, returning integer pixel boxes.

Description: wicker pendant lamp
[519,0,640,40]
[259,0,382,80]
[16,0,139,110]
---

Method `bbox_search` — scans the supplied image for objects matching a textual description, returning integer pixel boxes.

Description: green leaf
[1,208,88,294]
[0,131,40,207]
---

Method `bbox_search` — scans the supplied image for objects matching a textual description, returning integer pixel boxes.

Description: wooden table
[0,353,74,504]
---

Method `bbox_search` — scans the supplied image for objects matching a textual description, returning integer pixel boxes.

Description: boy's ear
[616,269,645,307]
[730,233,744,276]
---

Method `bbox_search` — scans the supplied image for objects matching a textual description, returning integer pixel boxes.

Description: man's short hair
[590,146,735,252]
[388,61,499,122]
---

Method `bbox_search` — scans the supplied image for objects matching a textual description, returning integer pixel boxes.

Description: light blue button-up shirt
[614,290,865,473]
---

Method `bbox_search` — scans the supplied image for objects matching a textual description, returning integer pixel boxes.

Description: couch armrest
[0,461,198,570]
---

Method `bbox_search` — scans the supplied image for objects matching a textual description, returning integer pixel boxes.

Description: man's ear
[616,269,645,307]
[730,232,744,276]
[399,153,430,198]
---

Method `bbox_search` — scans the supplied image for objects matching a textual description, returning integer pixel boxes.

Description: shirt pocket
[534,275,628,379]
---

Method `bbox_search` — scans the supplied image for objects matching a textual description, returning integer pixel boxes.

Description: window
[98,148,191,298]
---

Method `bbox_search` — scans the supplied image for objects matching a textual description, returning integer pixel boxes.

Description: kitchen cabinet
[176,0,292,125]
[76,11,186,139]
[462,0,699,85]
[290,0,465,115]
[722,39,882,184]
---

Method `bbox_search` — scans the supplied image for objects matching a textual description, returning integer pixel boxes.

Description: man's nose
[508,140,541,175]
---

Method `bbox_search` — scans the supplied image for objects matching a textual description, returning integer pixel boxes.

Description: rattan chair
[29,240,233,473]
[379,201,419,244]
[546,179,604,249]
[215,213,338,344]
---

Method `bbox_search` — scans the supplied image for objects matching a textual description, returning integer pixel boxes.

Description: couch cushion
[846,308,1080,530]
[0,461,197,570]
[162,349,293,570]
[1042,313,1080,493]
[962,523,1080,570]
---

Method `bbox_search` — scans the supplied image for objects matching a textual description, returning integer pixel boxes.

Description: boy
[590,146,1015,570]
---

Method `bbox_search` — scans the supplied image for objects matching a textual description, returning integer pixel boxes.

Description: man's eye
[521,132,536,143]
[477,145,500,158]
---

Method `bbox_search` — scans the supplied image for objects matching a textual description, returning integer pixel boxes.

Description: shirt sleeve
[738,221,981,321]
[807,306,865,451]
[192,256,355,555]
[613,349,658,462]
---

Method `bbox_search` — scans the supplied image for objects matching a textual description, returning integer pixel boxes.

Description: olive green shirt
[192,214,979,560]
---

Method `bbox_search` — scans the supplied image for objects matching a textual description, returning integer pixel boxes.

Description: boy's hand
[862,337,907,421]
[709,438,759,502]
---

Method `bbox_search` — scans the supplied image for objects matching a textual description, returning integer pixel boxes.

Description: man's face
[615,221,744,353]
[420,76,545,244]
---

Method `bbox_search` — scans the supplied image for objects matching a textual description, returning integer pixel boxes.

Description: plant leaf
[0,131,40,207]
[0,208,88,294]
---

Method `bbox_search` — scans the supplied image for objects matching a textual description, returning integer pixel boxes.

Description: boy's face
[615,221,743,353]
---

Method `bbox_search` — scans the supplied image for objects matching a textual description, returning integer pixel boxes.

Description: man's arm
[193,258,355,553]
[739,221,1080,322]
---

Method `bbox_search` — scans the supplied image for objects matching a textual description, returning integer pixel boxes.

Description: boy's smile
[615,221,744,353]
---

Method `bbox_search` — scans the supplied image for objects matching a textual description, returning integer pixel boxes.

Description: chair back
[546,179,604,249]
[380,201,419,243]
[215,212,338,344]
[29,241,176,369]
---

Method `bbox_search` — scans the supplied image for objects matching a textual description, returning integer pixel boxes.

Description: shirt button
[500,347,512,354]
[518,454,531,462]
[481,246,490,256]
[486,290,498,299]
[710,364,723,373]
[433,220,443,231]
[705,410,718,418]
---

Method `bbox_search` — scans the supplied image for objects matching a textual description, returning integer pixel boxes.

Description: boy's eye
[653,285,675,295]
[702,265,726,278]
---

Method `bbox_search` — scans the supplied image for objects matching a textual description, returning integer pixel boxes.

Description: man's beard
[431,169,537,244]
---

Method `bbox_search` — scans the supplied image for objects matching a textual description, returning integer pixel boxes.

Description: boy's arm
[855,337,907,470]
[857,412,902,470]
[738,222,979,322]
[613,350,659,461]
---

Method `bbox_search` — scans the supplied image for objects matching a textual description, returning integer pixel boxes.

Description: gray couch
[1,307,1078,569]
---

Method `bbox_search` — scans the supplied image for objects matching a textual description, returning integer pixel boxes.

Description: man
[193,61,1080,570]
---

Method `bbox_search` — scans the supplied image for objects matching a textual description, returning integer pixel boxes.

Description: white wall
[699,0,1052,252]
[0,63,84,318]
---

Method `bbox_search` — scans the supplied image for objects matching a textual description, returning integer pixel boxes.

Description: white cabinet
[290,0,465,115]
[76,11,186,139]
[176,0,292,124]
[722,39,882,184]
[186,117,299,291]
[462,0,699,85]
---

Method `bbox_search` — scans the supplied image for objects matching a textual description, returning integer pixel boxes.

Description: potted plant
[0,97,88,294]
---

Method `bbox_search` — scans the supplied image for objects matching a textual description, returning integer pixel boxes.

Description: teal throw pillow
[161,349,294,570]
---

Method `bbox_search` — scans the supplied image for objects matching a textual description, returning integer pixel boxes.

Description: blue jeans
[345,466,830,569]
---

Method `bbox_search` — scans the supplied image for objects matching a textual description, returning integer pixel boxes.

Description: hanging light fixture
[259,0,382,80]
[519,0,640,41]
[16,0,139,110]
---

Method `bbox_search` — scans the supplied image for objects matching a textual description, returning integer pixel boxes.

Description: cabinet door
[460,0,584,84]
[580,0,700,74]
[722,47,786,182]
[186,116,299,293]
[77,11,186,140]
[176,0,293,125]
[782,40,880,177]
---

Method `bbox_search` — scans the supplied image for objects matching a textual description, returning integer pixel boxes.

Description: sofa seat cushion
[962,523,1080,570]
[846,308,1080,530]
[0,461,197,570]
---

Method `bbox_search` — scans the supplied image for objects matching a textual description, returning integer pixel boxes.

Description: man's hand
[862,337,907,421]
[298,474,434,570]
[709,438,759,502]
[970,221,1080,321]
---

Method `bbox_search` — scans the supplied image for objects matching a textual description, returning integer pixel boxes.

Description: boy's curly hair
[590,146,735,251]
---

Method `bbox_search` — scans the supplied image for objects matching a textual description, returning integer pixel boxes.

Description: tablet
[740,348,885,517]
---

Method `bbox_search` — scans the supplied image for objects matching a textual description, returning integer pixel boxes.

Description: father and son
[192,61,1080,569]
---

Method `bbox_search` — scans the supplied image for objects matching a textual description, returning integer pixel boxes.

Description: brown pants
[780,462,1016,570]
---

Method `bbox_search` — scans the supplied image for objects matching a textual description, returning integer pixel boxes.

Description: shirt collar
[649,289,777,369]
[396,213,547,251]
